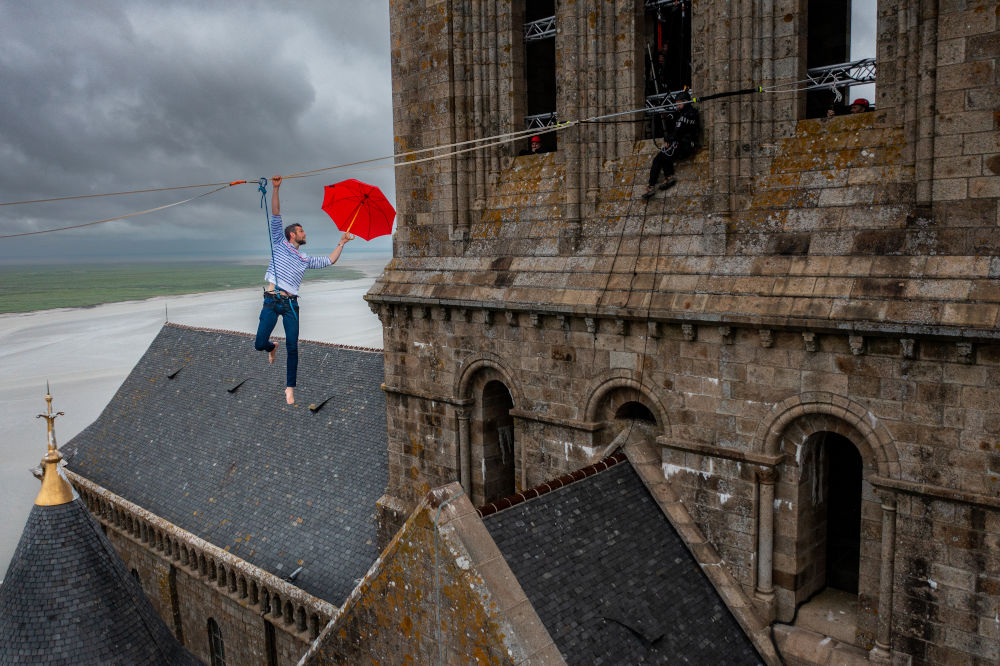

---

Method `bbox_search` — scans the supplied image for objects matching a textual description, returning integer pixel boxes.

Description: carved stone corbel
[849,335,865,356]
[956,342,974,364]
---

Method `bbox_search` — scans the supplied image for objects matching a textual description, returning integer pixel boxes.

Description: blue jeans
[254,294,300,387]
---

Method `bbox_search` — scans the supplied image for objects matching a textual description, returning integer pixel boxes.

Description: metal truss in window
[644,89,692,115]
[645,0,690,11]
[524,15,555,42]
[525,112,558,130]
[805,58,876,100]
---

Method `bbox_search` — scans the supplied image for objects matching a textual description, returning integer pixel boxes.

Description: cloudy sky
[0,1,393,262]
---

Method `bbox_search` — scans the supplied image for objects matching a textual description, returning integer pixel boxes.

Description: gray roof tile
[483,462,763,665]
[0,499,198,665]
[62,324,388,605]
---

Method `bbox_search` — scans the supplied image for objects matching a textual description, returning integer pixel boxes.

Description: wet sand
[0,271,384,574]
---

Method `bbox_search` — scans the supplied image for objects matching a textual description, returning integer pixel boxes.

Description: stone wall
[374,0,998,663]
[70,473,334,666]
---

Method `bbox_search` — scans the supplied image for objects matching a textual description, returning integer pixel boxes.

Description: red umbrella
[321,179,396,241]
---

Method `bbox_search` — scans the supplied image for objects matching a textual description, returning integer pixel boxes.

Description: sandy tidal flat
[0,277,383,574]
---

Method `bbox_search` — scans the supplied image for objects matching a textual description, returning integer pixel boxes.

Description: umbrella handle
[345,206,361,234]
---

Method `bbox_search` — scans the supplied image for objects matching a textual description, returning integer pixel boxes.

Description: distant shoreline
[0,255,390,314]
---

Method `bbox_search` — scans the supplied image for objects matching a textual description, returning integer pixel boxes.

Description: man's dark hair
[284,223,302,241]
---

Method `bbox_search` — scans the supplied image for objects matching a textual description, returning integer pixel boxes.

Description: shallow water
[0,261,366,313]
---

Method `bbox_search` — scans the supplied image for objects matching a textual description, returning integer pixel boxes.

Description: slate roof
[0,499,198,665]
[482,462,763,665]
[62,323,388,605]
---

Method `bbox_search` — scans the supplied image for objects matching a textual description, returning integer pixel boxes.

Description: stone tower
[368,1,998,663]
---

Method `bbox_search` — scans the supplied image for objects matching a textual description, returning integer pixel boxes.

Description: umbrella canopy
[321,179,396,241]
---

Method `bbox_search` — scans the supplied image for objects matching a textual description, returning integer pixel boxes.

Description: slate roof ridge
[477,450,627,517]
[162,321,384,353]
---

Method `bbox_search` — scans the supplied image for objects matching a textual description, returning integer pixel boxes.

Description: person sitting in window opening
[642,94,699,199]
[518,135,549,156]
[849,98,870,113]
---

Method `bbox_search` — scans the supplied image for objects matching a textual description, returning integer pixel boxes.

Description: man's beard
[298,239,306,246]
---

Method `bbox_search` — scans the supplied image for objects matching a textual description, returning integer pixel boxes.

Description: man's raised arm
[271,174,282,216]
[327,232,354,264]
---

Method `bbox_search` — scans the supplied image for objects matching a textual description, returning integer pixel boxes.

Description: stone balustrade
[68,470,335,641]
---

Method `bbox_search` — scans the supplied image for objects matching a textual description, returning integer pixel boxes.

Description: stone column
[754,466,778,619]
[870,491,898,664]
[457,407,472,494]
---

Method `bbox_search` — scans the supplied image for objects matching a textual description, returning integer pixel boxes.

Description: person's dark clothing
[648,103,698,187]
[254,292,300,388]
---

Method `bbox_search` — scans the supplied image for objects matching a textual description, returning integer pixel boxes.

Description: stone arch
[454,353,522,407]
[583,373,670,430]
[455,354,522,506]
[754,392,899,477]
[310,613,321,639]
[754,393,898,642]
[296,605,307,631]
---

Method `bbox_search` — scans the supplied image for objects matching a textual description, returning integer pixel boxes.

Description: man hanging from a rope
[643,93,699,199]
[254,175,353,404]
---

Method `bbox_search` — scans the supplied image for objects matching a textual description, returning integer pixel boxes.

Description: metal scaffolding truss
[524,16,555,42]
[644,89,692,115]
[805,58,877,97]
[525,112,558,130]
[645,0,690,11]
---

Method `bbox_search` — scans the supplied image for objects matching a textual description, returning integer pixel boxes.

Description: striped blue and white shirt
[263,214,331,295]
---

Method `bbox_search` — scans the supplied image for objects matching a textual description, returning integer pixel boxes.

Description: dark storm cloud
[0,1,393,260]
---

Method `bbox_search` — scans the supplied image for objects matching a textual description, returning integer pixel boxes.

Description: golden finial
[35,383,74,506]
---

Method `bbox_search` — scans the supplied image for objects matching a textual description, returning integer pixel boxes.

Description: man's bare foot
[269,341,279,364]
[285,387,295,404]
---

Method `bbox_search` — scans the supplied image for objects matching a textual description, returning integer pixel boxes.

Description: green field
[0,262,367,313]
